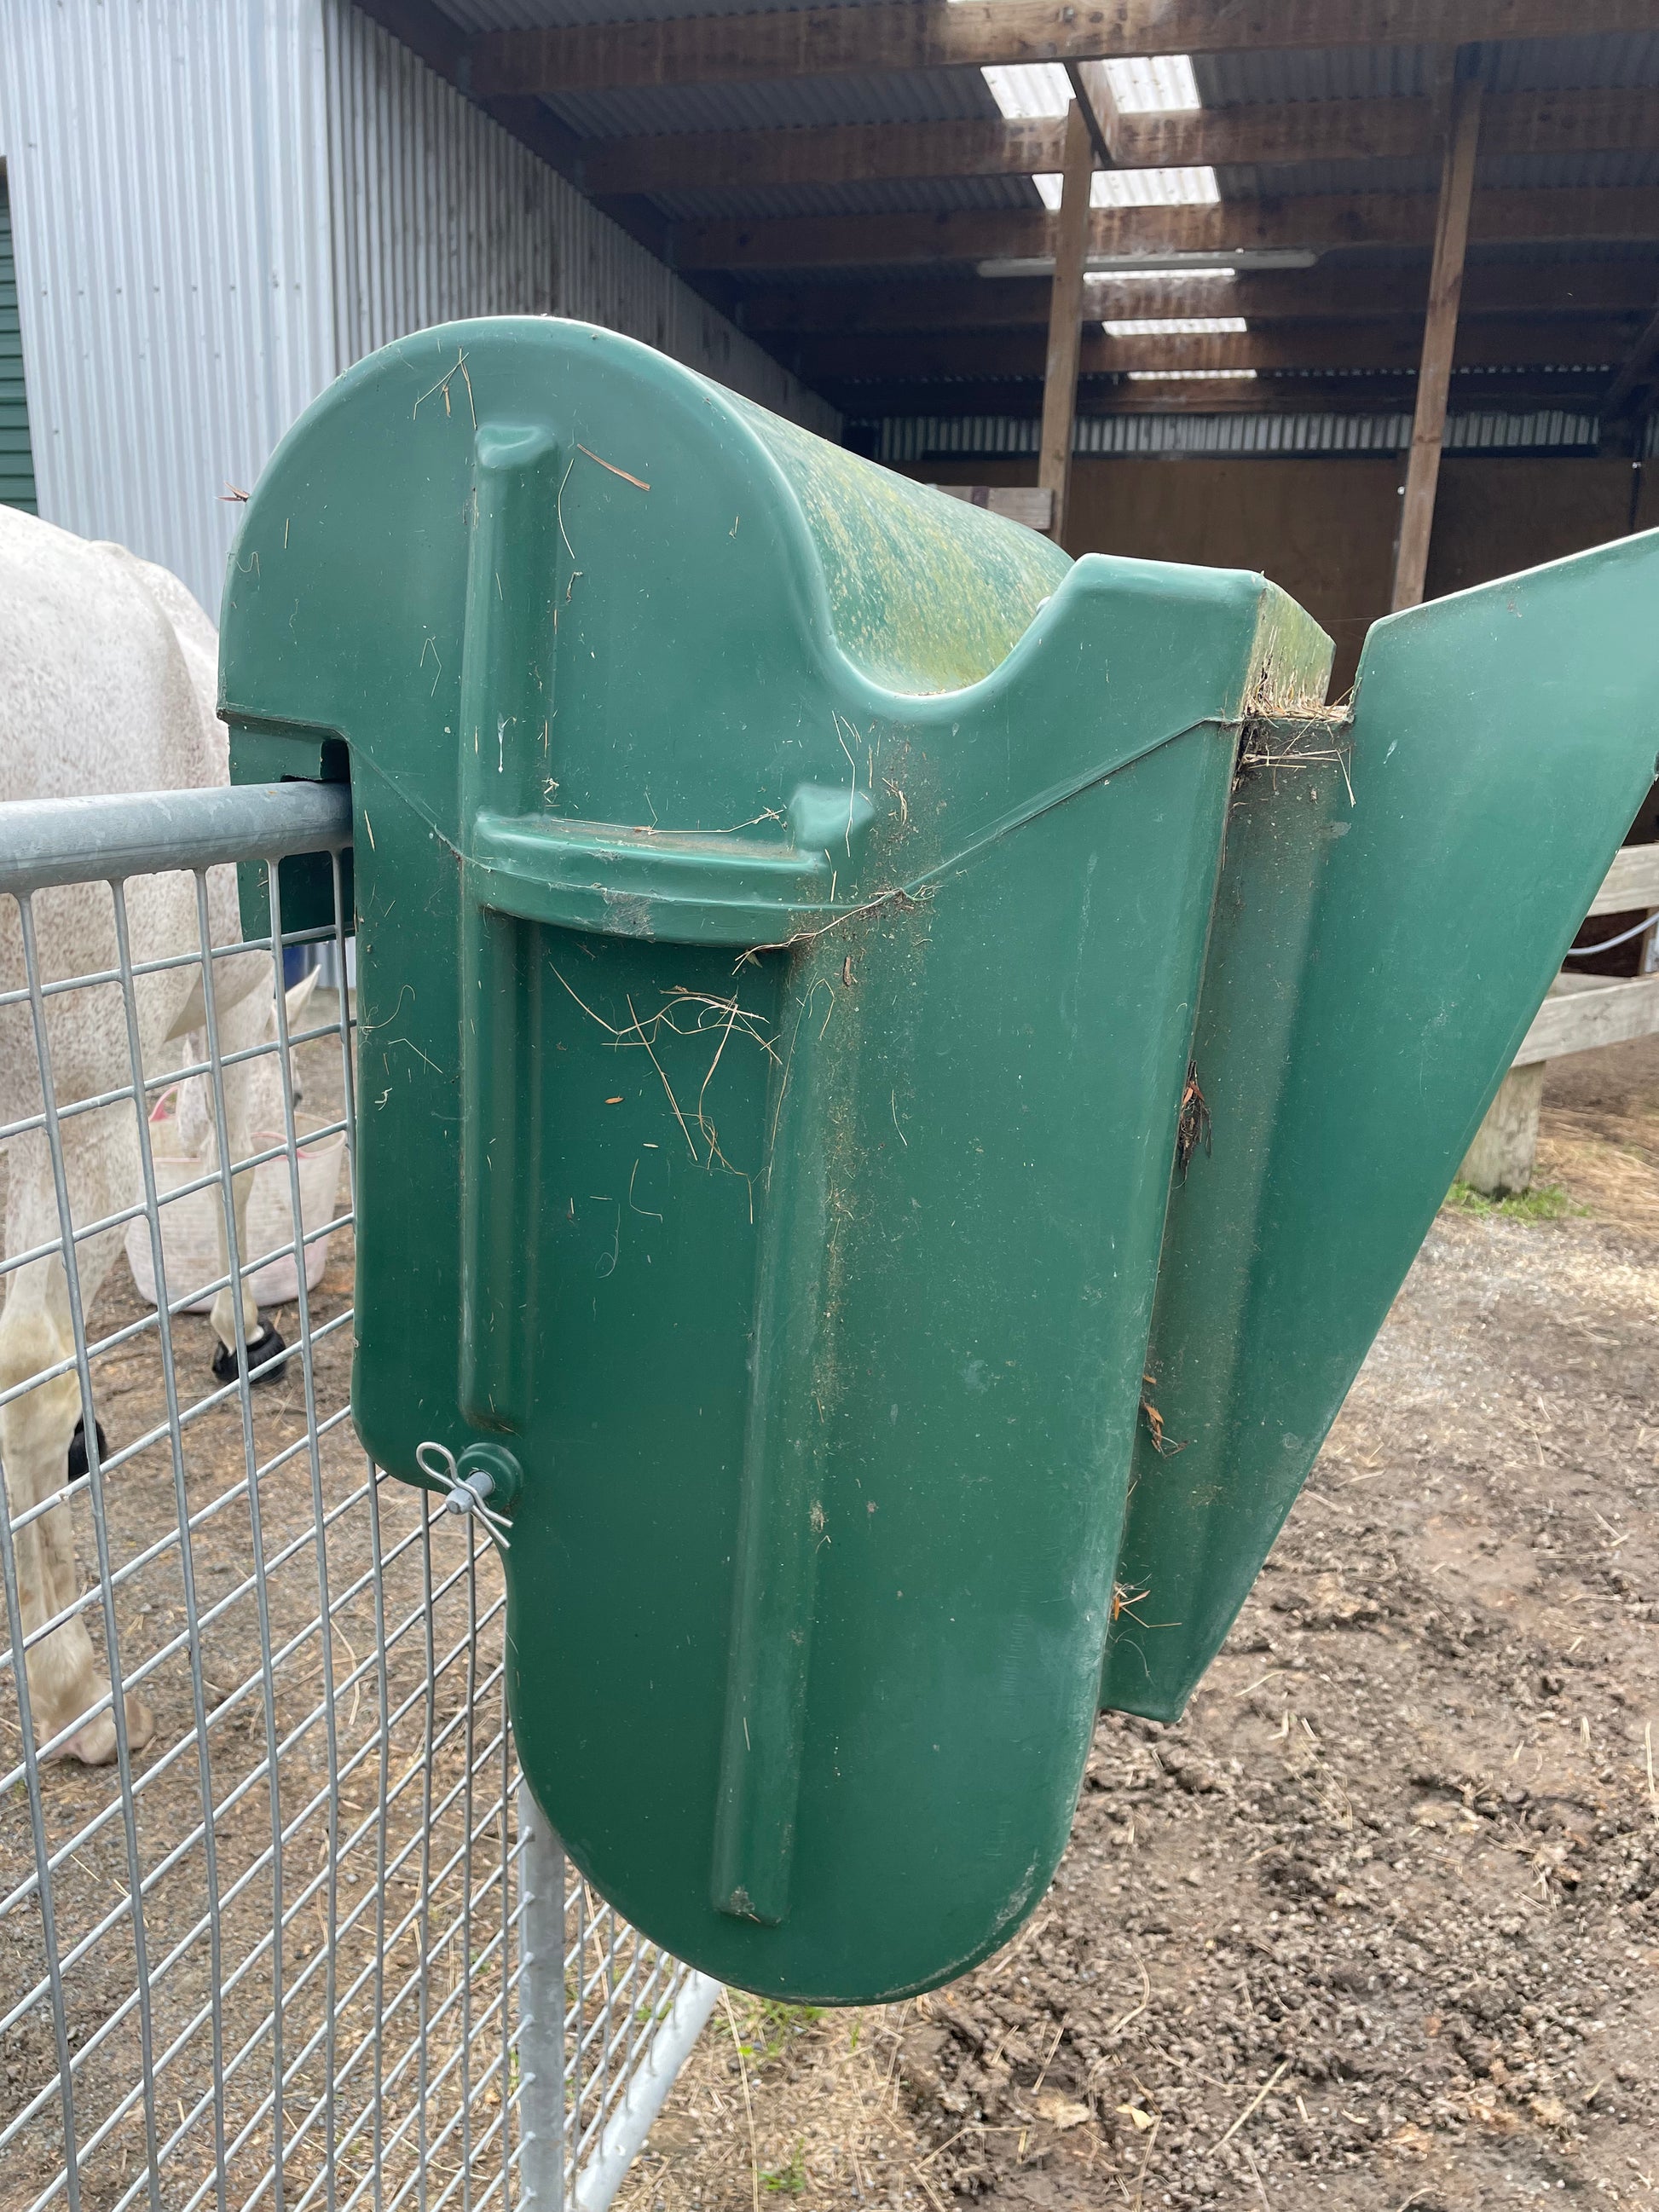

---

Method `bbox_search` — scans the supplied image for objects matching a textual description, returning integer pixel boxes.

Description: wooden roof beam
[584,88,1659,198]
[737,263,1659,334]
[467,0,1654,98]
[674,188,1659,273]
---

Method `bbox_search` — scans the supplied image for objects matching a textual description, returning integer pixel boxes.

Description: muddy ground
[617,1037,1659,2212]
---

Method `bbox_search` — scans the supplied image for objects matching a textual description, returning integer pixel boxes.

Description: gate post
[518,1784,567,2209]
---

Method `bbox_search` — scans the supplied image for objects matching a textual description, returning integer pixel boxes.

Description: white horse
[0,504,288,1764]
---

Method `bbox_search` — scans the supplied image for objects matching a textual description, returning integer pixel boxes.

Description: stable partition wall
[916,451,1659,695]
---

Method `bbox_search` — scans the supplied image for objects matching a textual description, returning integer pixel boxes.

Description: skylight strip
[1032,167,1221,211]
[1102,316,1248,337]
[1105,56,1201,113]
[980,54,1202,121]
[980,62,1072,118]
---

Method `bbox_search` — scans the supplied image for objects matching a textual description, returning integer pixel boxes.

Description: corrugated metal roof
[1470,236,1659,265]
[436,0,870,28]
[646,175,1041,222]
[1213,147,1659,198]
[1192,44,1435,106]
[1471,147,1659,189]
[1193,32,1659,106]
[543,65,999,139]
[422,0,1659,214]
[436,0,1659,101]
[1211,158,1438,199]
[1480,32,1659,90]
[438,0,1001,167]
[1304,237,1659,274]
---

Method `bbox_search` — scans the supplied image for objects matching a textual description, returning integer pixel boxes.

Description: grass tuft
[732,1998,827,2069]
[1444,1178,1583,1224]
[761,2140,807,2195]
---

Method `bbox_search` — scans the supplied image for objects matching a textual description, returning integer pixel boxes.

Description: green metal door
[0,171,38,514]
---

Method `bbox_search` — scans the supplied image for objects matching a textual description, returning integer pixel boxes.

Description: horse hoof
[211,1320,288,1386]
[66,1417,109,1482]
[59,1692,153,1766]
[60,1712,116,1764]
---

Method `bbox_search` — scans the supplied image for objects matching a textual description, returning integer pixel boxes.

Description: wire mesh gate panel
[0,785,715,2212]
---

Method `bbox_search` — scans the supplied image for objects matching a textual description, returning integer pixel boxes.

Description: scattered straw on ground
[615,1034,1659,2212]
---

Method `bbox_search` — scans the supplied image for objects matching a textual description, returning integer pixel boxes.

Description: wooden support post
[1460,1064,1546,1196]
[1391,61,1484,612]
[1462,840,1659,1193]
[931,484,1055,532]
[1037,100,1095,547]
[1601,288,1659,421]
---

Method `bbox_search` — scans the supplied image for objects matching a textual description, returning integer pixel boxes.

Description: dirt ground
[616,1037,1659,2212]
[1,977,688,2212]
[6,992,1656,2212]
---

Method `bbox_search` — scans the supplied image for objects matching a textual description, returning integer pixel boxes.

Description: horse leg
[203,992,286,1384]
[0,1134,154,1763]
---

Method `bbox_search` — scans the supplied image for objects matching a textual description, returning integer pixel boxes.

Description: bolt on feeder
[220,317,1659,2005]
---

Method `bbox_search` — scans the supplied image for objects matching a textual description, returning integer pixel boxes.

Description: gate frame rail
[0,780,715,2212]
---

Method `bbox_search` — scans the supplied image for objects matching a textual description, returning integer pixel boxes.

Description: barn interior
[350,0,1659,698]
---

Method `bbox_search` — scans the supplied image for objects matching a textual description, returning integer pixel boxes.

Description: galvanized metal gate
[0,783,715,2212]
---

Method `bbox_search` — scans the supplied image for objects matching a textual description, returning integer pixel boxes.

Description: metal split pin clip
[416,1440,516,1551]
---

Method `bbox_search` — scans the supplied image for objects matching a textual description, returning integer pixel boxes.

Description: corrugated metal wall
[325,0,558,359]
[324,2,838,437]
[0,0,336,611]
[0,0,834,614]
[325,4,836,424]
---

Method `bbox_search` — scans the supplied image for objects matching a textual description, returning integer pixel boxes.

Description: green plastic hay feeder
[219,317,1659,2004]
